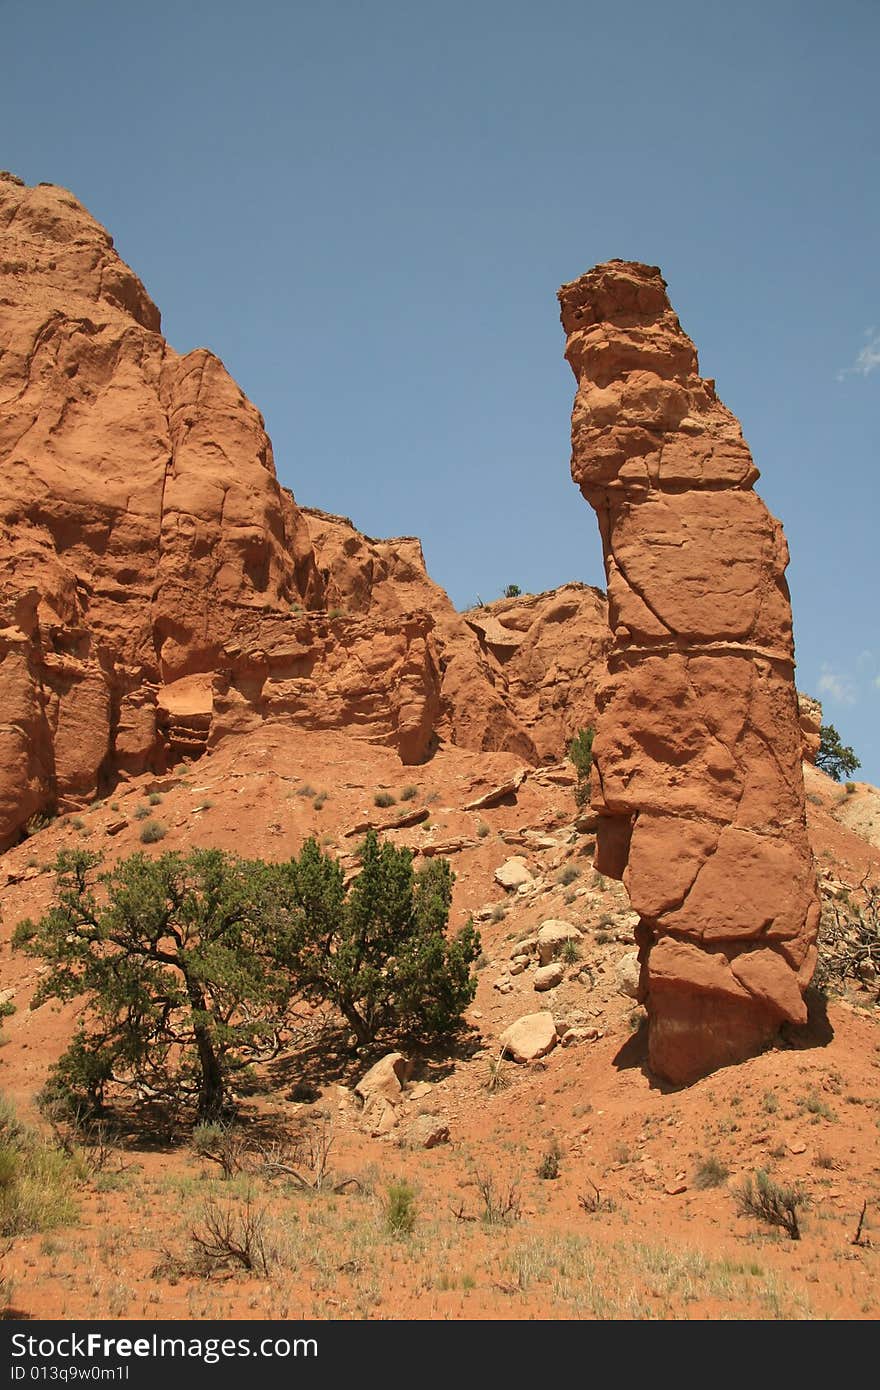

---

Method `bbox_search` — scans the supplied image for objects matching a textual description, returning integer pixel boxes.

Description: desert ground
[2,725,878,1321]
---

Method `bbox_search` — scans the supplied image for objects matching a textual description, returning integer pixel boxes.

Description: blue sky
[3,0,878,781]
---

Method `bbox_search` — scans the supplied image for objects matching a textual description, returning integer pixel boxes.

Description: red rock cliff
[559,259,820,1083]
[0,175,609,847]
[0,174,445,844]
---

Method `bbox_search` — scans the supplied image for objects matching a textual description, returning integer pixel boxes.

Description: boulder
[510,936,538,958]
[409,1114,450,1149]
[536,920,583,965]
[534,962,565,991]
[463,769,528,811]
[494,857,534,891]
[407,1081,433,1102]
[616,952,642,1000]
[499,1011,558,1062]
[561,1026,600,1046]
[363,1095,399,1136]
[354,1053,412,1106]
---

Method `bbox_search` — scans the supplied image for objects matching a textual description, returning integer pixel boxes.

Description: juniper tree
[14,849,294,1122]
[568,726,595,810]
[277,830,480,1047]
[816,723,860,783]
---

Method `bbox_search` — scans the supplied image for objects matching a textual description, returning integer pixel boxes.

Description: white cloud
[818,663,857,705]
[837,326,880,381]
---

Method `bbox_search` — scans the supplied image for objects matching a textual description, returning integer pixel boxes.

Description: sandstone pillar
[559,260,819,1083]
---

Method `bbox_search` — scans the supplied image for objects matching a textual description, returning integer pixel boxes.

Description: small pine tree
[503,584,522,598]
[277,830,480,1046]
[568,726,595,810]
[816,724,860,783]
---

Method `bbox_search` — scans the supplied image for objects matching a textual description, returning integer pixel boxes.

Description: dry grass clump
[736,1169,806,1240]
[0,1096,80,1237]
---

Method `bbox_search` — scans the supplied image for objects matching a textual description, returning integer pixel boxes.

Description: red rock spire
[559,259,819,1083]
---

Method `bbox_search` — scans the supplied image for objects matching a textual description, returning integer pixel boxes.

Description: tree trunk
[341,1002,371,1049]
[194,1023,225,1120]
[184,971,226,1120]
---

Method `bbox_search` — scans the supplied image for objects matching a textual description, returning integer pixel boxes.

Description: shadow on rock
[610,1020,679,1093]
[780,986,835,1052]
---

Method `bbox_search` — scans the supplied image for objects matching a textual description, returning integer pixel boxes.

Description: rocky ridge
[0,174,605,848]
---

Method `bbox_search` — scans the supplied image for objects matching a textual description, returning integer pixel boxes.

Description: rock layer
[559,259,819,1083]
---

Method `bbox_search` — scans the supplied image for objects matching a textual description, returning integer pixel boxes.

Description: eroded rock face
[0,175,441,844]
[0,173,611,848]
[559,259,819,1084]
[304,508,608,760]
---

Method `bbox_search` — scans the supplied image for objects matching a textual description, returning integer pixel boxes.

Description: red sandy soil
[1,728,878,1321]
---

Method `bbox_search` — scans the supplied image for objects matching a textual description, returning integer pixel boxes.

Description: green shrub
[502,584,521,598]
[476,822,490,839]
[139,820,167,844]
[816,724,860,782]
[134,804,150,821]
[385,1180,416,1236]
[694,1155,730,1189]
[14,849,297,1123]
[148,792,162,806]
[559,938,581,965]
[374,791,396,809]
[537,1140,561,1180]
[277,830,480,1047]
[736,1170,805,1240]
[567,727,595,810]
[400,785,418,802]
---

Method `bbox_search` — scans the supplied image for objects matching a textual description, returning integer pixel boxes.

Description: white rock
[364,1095,399,1136]
[355,1052,412,1105]
[560,1026,600,1047]
[555,1009,588,1036]
[612,910,640,934]
[534,962,565,991]
[494,857,534,891]
[510,936,538,959]
[407,1081,433,1101]
[409,1114,450,1148]
[499,1011,558,1062]
[332,1084,357,1112]
[537,920,583,966]
[616,952,642,1000]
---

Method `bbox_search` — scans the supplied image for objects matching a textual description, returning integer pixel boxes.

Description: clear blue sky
[3,1,878,781]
